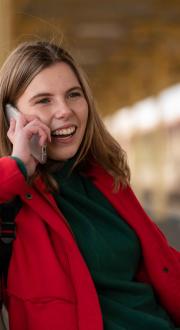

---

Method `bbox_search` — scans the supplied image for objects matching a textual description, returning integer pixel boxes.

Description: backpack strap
[0,197,22,286]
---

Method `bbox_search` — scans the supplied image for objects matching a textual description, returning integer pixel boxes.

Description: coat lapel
[19,176,76,246]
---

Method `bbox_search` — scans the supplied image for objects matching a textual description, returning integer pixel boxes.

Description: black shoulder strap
[0,197,22,286]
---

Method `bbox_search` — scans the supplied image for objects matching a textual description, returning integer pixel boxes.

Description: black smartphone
[5,104,47,164]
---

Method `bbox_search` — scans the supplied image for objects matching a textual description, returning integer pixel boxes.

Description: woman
[0,40,179,330]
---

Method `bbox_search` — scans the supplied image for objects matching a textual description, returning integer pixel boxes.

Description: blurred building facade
[1,0,180,116]
[105,85,180,249]
[0,0,180,248]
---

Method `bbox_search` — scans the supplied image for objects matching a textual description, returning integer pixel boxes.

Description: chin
[48,148,78,162]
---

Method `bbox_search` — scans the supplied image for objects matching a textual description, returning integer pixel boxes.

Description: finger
[14,113,28,131]
[44,126,51,142]
[24,126,49,146]
[26,119,51,142]
[38,129,48,146]
[7,118,16,140]
[34,121,51,142]
[33,127,48,146]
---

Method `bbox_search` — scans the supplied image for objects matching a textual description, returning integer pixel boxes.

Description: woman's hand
[7,113,51,177]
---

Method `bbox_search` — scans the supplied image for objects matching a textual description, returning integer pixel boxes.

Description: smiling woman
[0,40,180,330]
[16,62,89,162]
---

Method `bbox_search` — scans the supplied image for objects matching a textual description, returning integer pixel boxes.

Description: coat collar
[19,175,77,247]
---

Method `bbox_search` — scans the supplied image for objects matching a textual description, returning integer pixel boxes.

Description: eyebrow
[29,86,83,103]
[29,93,52,103]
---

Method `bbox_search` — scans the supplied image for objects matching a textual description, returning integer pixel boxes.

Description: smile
[51,126,76,138]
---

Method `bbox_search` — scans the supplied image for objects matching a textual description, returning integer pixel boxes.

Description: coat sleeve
[0,157,27,203]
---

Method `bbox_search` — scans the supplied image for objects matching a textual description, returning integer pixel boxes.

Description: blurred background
[0,0,180,249]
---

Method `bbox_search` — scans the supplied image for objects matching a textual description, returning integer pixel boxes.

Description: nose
[53,100,72,120]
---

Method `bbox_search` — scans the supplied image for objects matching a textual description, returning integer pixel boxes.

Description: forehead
[25,62,80,95]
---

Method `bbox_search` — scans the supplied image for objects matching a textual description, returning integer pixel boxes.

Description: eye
[36,98,50,104]
[67,90,83,99]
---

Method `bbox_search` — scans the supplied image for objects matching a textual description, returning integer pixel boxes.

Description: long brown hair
[0,40,130,191]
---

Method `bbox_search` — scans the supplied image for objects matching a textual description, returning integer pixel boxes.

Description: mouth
[51,125,77,139]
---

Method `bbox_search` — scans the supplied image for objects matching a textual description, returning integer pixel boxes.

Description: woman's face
[16,62,89,161]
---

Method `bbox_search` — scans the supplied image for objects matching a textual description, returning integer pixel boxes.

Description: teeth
[52,126,76,136]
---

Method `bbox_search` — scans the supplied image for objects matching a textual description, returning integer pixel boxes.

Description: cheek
[81,104,89,127]
[16,102,35,117]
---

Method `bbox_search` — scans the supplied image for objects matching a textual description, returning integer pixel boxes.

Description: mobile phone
[5,104,47,164]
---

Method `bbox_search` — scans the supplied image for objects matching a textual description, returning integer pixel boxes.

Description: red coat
[0,157,180,329]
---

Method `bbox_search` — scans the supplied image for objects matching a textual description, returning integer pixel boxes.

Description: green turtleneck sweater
[51,160,179,330]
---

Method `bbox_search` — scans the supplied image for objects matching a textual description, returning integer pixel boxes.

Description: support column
[0,0,12,64]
